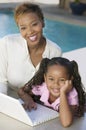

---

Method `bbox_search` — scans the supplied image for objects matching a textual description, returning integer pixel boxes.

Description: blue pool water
[0,10,86,52]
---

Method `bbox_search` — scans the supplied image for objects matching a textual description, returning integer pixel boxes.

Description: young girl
[18,57,85,127]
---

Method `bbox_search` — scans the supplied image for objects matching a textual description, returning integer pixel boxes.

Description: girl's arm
[59,91,73,127]
[59,80,73,127]
[18,87,37,111]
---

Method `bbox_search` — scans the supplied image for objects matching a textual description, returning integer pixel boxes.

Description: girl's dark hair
[24,57,86,116]
[14,2,44,25]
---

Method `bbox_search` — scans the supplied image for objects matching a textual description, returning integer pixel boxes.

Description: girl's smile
[44,64,69,101]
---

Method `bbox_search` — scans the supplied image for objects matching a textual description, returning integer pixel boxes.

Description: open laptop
[0,93,59,126]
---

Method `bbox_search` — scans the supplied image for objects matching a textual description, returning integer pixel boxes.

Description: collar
[40,83,60,111]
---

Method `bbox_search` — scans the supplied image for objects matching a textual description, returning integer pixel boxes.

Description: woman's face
[17,12,44,48]
[44,64,69,100]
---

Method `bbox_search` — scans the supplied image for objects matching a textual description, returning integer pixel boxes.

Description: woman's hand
[22,95,37,111]
[18,87,37,111]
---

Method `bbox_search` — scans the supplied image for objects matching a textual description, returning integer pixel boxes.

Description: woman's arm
[0,38,8,94]
[0,83,8,94]
[18,87,37,111]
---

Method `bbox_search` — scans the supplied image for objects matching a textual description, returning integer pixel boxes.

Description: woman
[0,3,62,98]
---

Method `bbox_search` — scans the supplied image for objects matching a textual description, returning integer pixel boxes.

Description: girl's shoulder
[67,88,79,105]
[68,88,78,97]
[32,82,47,90]
[32,82,47,95]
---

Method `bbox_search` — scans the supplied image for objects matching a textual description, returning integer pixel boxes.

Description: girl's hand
[60,80,73,94]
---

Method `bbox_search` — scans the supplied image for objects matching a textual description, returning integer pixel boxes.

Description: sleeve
[68,88,79,106]
[0,37,8,94]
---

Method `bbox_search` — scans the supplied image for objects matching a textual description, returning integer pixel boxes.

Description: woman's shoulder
[1,33,22,41]
[0,33,25,46]
[46,38,60,48]
[45,38,62,57]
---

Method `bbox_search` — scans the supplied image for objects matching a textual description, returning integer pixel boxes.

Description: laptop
[0,93,59,126]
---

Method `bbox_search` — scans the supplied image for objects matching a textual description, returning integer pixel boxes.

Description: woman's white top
[0,33,62,95]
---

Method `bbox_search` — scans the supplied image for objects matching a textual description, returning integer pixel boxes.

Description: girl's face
[44,64,69,101]
[17,12,44,48]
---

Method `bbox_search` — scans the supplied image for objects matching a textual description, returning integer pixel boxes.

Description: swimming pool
[0,10,86,52]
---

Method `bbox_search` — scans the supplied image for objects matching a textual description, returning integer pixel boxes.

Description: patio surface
[0,2,86,26]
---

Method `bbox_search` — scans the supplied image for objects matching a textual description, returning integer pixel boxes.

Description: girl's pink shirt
[32,83,79,111]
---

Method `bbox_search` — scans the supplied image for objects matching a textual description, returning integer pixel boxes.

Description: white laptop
[0,93,59,126]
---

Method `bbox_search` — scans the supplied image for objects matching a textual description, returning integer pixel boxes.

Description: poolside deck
[0,2,86,26]
[41,4,86,26]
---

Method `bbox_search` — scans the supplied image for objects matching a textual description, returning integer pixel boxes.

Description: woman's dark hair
[24,57,86,116]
